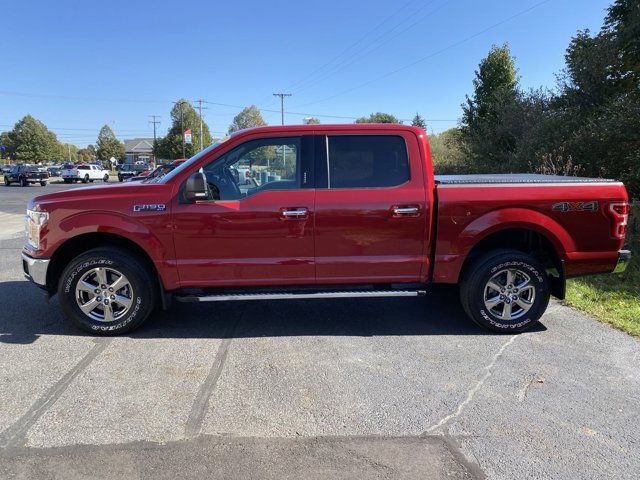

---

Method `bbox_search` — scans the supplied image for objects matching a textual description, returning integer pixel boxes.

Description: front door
[172,135,316,287]
[314,133,428,284]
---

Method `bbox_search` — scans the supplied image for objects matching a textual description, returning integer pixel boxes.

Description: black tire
[4,177,9,186]
[459,249,550,333]
[82,174,89,183]
[103,174,109,182]
[89,179,94,183]
[40,181,47,186]
[63,178,71,184]
[20,177,28,187]
[118,175,123,182]
[57,247,158,335]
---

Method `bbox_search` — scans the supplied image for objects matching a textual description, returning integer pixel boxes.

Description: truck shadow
[0,281,546,344]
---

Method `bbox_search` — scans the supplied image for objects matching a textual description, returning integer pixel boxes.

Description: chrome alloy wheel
[75,267,134,322]
[483,268,536,320]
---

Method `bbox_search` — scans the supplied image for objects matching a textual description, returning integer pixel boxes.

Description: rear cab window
[321,135,410,189]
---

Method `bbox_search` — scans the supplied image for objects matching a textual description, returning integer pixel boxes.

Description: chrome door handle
[393,206,419,216]
[281,208,308,218]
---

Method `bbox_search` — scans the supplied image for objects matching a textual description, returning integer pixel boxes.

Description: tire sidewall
[467,255,550,332]
[58,252,153,334]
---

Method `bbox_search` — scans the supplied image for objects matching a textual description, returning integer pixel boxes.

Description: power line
[293,0,554,108]
[290,0,447,95]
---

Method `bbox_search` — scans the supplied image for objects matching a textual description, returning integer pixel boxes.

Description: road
[1,182,639,479]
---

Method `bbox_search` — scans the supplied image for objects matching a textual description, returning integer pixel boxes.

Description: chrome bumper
[22,253,50,287]
[613,250,631,274]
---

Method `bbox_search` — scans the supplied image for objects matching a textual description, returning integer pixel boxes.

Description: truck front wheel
[459,249,550,333]
[58,247,158,335]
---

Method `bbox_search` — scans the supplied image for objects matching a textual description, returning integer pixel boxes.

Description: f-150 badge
[552,201,598,212]
[133,204,166,212]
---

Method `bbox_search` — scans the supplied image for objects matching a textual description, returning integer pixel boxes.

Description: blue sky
[1,0,612,146]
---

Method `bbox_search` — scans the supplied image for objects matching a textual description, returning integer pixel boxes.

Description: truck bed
[434,174,617,185]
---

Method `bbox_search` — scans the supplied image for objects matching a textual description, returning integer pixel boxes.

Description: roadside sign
[184,130,192,144]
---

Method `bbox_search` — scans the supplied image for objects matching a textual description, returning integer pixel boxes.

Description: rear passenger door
[314,132,428,284]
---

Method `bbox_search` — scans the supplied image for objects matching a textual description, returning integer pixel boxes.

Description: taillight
[608,202,629,239]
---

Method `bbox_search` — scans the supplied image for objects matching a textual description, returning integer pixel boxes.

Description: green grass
[564,205,640,336]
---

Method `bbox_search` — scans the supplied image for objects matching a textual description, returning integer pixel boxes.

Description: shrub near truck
[22,124,631,335]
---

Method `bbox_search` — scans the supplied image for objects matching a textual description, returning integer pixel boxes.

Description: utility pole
[195,100,208,151]
[149,115,161,162]
[175,101,187,159]
[272,93,292,125]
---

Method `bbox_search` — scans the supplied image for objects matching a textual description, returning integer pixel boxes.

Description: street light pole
[272,93,292,126]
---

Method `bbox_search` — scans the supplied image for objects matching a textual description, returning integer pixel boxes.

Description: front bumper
[613,250,632,274]
[22,253,50,287]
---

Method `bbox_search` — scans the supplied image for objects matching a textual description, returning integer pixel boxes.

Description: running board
[175,289,427,303]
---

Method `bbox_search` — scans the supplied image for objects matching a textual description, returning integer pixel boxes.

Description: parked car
[61,164,110,183]
[117,163,148,182]
[1,164,14,174]
[47,166,63,177]
[5,165,48,186]
[127,159,186,182]
[21,124,631,335]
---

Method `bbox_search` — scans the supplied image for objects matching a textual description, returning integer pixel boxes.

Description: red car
[126,159,186,182]
[22,124,630,335]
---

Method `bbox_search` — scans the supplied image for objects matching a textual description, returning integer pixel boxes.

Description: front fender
[41,210,178,290]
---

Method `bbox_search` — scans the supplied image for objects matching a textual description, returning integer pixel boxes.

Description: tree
[411,113,427,130]
[59,143,79,162]
[96,125,124,162]
[462,43,518,130]
[228,105,267,134]
[429,128,465,173]
[155,100,213,159]
[0,132,10,160]
[459,43,520,170]
[5,115,62,162]
[355,112,400,124]
[77,146,96,163]
[304,117,321,125]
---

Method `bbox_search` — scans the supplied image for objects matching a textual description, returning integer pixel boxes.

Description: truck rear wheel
[58,247,158,335]
[459,249,550,333]
[82,174,89,183]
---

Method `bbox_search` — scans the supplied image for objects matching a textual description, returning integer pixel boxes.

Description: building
[123,138,154,165]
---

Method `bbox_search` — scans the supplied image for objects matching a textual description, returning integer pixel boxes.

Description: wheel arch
[460,226,566,299]
[47,232,163,297]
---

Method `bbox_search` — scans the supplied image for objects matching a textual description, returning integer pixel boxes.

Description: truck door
[314,132,429,284]
[172,135,316,287]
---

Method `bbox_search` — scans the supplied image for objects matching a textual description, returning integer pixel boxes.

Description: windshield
[148,139,229,184]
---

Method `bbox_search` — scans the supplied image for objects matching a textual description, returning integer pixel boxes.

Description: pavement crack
[422,334,519,435]
[184,314,242,438]
[0,338,113,448]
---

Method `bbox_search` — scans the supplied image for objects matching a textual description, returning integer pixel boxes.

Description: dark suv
[4,165,48,187]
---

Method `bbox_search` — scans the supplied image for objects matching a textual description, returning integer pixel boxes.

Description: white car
[61,164,110,184]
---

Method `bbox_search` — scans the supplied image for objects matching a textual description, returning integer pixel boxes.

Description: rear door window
[326,135,410,189]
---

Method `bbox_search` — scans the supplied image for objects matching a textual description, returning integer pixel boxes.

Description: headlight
[26,208,49,249]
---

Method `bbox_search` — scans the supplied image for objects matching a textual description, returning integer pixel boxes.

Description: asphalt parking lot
[1,182,639,479]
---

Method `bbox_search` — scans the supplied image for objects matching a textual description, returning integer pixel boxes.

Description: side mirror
[184,171,209,202]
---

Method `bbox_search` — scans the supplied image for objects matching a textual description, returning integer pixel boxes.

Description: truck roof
[231,123,426,137]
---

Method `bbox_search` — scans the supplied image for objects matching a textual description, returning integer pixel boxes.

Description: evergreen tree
[411,113,427,130]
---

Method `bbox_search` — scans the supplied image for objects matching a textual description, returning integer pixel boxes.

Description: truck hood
[29,183,171,211]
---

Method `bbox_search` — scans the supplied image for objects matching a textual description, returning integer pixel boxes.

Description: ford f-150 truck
[22,124,631,335]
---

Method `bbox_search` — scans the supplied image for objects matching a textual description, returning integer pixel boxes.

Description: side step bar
[175,290,426,303]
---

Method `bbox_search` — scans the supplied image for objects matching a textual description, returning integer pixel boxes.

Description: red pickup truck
[22,124,631,335]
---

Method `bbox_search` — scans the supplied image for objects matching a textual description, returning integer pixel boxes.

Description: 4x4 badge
[552,201,598,212]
